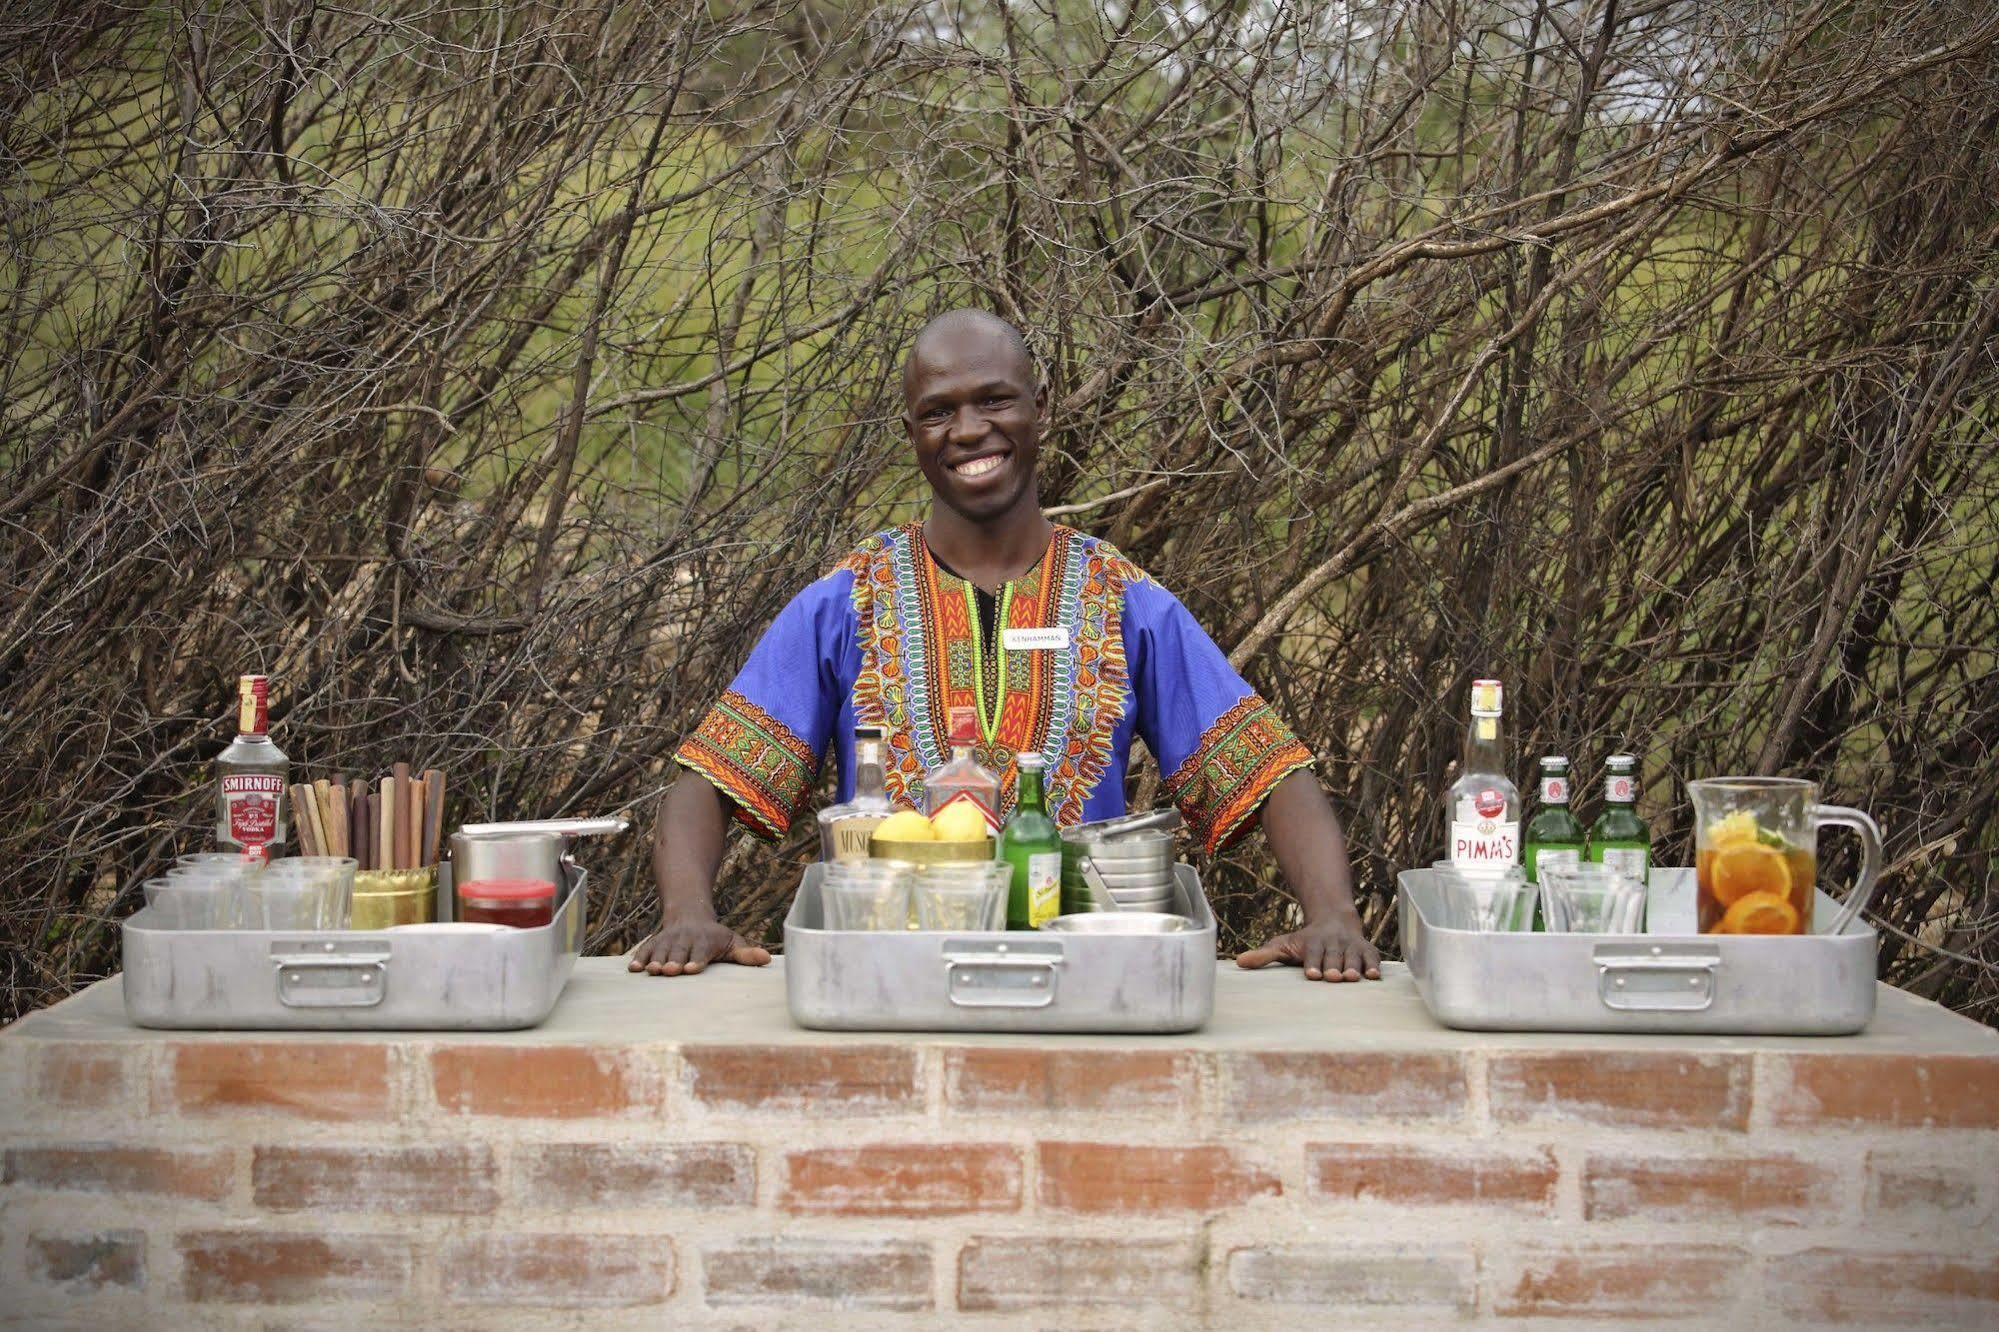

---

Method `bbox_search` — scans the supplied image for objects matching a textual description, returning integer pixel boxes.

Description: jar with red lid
[458,878,556,929]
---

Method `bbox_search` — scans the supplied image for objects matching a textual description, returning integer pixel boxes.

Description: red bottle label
[935,789,1000,834]
[1474,787,1506,818]
[223,774,284,847]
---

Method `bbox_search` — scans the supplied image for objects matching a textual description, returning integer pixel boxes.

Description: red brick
[1221,1051,1468,1123]
[944,1048,1197,1114]
[431,1045,651,1118]
[33,1046,138,1110]
[1489,1051,1750,1130]
[958,1236,1200,1311]
[1769,1249,1999,1325]
[28,1231,145,1291]
[1866,1156,1989,1224]
[440,1234,673,1307]
[252,1144,497,1214]
[6,1144,233,1201]
[516,1142,753,1209]
[1496,1242,1749,1318]
[682,1045,921,1116]
[179,1230,414,1303]
[702,1238,931,1311]
[783,1143,1021,1216]
[1039,1141,1279,1212]
[1308,1143,1557,1212]
[1228,1243,1476,1309]
[165,1042,390,1120]
[1769,1054,1999,1129]
[1583,1152,1842,1224]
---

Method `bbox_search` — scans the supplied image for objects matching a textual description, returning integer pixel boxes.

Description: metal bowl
[1041,911,1191,934]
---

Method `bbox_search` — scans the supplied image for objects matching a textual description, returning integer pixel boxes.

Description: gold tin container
[350,865,438,929]
[867,836,992,866]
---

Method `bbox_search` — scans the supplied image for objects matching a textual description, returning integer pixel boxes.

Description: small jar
[457,878,556,929]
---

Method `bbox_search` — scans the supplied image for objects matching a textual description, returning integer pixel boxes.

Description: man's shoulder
[1057,525,1151,590]
[831,521,920,575]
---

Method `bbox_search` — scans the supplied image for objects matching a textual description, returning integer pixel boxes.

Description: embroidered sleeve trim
[1164,695,1315,853]
[673,689,820,841]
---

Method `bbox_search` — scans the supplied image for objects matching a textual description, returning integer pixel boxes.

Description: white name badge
[1002,626,1069,651]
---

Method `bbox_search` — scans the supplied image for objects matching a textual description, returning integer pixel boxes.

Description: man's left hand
[1236,915,1382,982]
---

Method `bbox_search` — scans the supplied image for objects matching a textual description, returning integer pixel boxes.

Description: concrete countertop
[9,958,1996,1055]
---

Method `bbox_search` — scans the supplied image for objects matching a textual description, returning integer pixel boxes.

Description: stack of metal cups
[1060,825,1178,913]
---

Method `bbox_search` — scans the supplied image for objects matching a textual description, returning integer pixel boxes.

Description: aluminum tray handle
[1595,945,1721,1013]
[944,943,1064,1009]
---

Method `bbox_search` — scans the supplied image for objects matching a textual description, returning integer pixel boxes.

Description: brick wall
[3,966,1997,1327]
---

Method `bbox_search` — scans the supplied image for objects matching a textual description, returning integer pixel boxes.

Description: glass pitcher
[1686,778,1881,936]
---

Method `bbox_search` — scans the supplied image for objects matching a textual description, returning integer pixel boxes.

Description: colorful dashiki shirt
[673,522,1314,853]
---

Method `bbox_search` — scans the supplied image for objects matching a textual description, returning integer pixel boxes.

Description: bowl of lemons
[870,804,994,865]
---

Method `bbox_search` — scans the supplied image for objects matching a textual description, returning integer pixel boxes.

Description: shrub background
[4,1,1995,1022]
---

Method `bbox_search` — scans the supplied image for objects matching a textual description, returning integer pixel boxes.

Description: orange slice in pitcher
[1708,841,1792,907]
[1717,890,1800,935]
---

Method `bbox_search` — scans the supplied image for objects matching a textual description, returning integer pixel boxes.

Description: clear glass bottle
[1587,754,1652,887]
[1446,678,1519,876]
[215,674,289,860]
[1522,755,1586,884]
[817,724,896,862]
[997,752,1060,929]
[924,706,1000,834]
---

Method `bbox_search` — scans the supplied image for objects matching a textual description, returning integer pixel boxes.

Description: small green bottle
[1522,755,1586,884]
[1587,754,1652,887]
[998,752,1061,929]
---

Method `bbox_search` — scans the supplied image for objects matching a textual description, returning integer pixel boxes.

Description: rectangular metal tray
[121,867,587,1031]
[784,864,1216,1033]
[1399,866,1877,1035]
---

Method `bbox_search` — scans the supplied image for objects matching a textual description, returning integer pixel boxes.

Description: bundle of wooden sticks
[288,763,445,871]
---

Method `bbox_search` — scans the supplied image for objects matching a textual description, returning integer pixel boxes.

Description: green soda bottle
[1587,754,1652,887]
[998,752,1061,929]
[1522,755,1586,885]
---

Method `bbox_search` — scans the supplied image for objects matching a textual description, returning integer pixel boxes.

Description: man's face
[904,327,1045,523]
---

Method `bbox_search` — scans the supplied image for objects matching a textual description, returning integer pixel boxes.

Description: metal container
[1400,866,1877,1035]
[451,830,563,890]
[350,866,437,929]
[785,864,1215,1033]
[121,868,588,1031]
[1041,912,1192,934]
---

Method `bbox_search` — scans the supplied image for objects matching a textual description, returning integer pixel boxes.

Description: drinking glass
[143,876,236,929]
[1687,777,1881,936]
[821,864,914,931]
[1540,863,1645,934]
[1430,861,1537,932]
[913,863,1011,931]
[240,875,337,930]
[269,856,357,929]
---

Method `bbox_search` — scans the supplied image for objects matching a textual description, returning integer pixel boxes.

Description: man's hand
[628,915,770,976]
[1236,912,1382,982]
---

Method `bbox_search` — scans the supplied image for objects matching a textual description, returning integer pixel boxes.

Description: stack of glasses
[1430,861,1539,933]
[820,861,1010,932]
[140,854,357,931]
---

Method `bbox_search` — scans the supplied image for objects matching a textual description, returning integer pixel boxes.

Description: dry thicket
[3,1,1996,1022]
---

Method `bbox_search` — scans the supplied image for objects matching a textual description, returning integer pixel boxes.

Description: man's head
[903,309,1045,524]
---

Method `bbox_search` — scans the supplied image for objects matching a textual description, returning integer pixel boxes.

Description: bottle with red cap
[923,705,1001,835]
[215,674,289,861]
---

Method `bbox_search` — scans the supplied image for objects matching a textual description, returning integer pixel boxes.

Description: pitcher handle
[1813,804,1882,936]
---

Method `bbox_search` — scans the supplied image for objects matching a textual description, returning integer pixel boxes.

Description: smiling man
[631,309,1381,981]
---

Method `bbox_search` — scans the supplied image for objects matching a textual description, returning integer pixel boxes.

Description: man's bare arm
[1235,770,1383,981]
[628,775,772,976]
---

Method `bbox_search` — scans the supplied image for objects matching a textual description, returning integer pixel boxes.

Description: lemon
[928,802,991,843]
[876,809,936,841]
[1706,811,1760,848]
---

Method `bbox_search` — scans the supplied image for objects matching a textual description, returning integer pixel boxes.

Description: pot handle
[1813,804,1882,937]
[458,815,631,840]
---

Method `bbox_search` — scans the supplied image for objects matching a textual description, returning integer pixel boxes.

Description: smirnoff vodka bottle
[215,674,289,860]
[924,706,1001,834]
[1447,678,1519,877]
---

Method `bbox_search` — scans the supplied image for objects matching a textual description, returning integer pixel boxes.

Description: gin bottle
[817,724,896,862]
[215,674,289,860]
[1446,678,1519,876]
[1522,755,1586,884]
[924,706,1000,834]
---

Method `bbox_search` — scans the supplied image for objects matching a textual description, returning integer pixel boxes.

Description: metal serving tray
[1399,866,1877,1035]
[121,868,587,1031]
[785,864,1216,1033]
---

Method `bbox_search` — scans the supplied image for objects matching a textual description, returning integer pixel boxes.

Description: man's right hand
[628,916,771,976]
